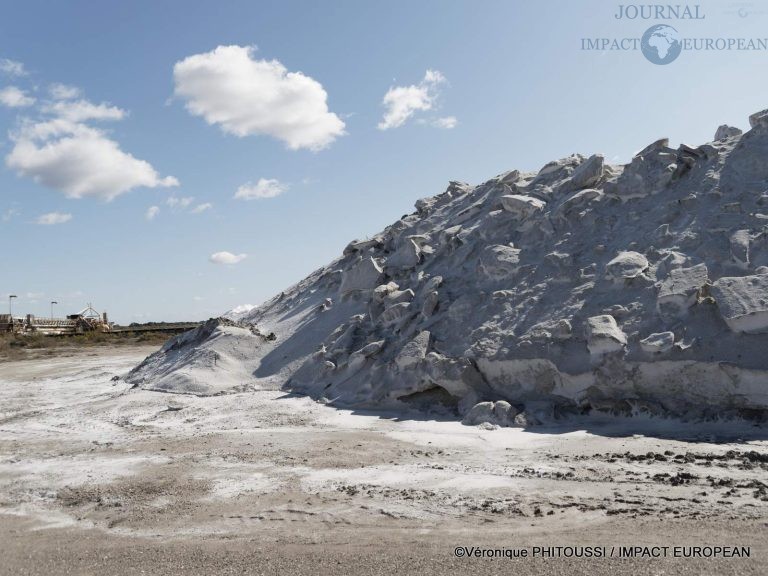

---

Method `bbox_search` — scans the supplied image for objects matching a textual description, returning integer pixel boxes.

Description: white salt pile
[128,109,768,425]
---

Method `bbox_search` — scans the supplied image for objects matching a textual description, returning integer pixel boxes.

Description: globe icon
[641,24,682,65]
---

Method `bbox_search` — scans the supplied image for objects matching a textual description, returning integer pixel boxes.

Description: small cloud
[192,296,205,302]
[145,205,160,220]
[48,83,82,100]
[234,178,287,200]
[432,116,457,129]
[378,69,448,130]
[42,99,125,122]
[423,70,445,84]
[191,202,213,213]
[173,45,345,151]
[209,251,247,265]
[167,195,194,209]
[2,207,20,222]
[0,86,36,108]
[0,58,27,77]
[36,211,72,225]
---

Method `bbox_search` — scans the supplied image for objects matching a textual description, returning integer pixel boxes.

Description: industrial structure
[0,304,113,336]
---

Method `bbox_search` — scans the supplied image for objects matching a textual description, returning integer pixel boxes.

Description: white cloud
[378,70,451,130]
[432,116,457,129]
[48,83,82,100]
[167,195,194,208]
[192,296,205,302]
[209,251,247,265]
[423,70,445,84]
[36,211,72,225]
[145,205,160,220]
[42,99,125,122]
[164,197,212,214]
[234,178,287,200]
[173,45,345,151]
[0,58,26,77]
[6,119,179,201]
[0,86,35,108]
[2,207,20,222]
[191,202,213,213]
[4,75,177,202]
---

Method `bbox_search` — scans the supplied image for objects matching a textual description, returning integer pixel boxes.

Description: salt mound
[126,318,271,395]
[128,110,768,423]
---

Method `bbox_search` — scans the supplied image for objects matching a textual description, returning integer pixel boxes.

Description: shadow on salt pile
[277,392,768,443]
[348,405,768,443]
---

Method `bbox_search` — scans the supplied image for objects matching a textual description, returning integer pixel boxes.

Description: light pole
[51,301,58,319]
[9,294,16,317]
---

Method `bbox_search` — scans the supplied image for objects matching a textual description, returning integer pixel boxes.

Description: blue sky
[1,0,766,323]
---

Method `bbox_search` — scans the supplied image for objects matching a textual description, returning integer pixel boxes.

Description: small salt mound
[128,319,271,395]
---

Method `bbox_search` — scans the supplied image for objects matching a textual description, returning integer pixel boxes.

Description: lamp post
[51,301,58,319]
[9,294,16,317]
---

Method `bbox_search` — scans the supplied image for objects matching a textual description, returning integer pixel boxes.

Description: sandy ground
[1,346,767,575]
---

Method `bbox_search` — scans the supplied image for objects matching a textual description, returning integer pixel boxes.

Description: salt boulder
[640,331,675,354]
[345,351,369,374]
[421,290,439,318]
[657,263,708,316]
[605,251,649,283]
[567,154,604,190]
[386,238,421,270]
[414,196,436,214]
[555,188,603,220]
[379,302,412,327]
[394,331,430,370]
[532,155,583,184]
[422,275,443,293]
[714,125,742,140]
[611,141,677,199]
[343,236,383,255]
[385,289,415,306]
[461,401,519,427]
[356,340,386,357]
[551,319,572,340]
[340,257,383,294]
[424,354,482,400]
[373,282,400,302]
[637,137,670,156]
[500,169,521,184]
[710,274,768,333]
[749,108,768,129]
[478,244,521,281]
[586,315,627,359]
[492,400,519,426]
[461,402,495,426]
[499,195,546,219]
